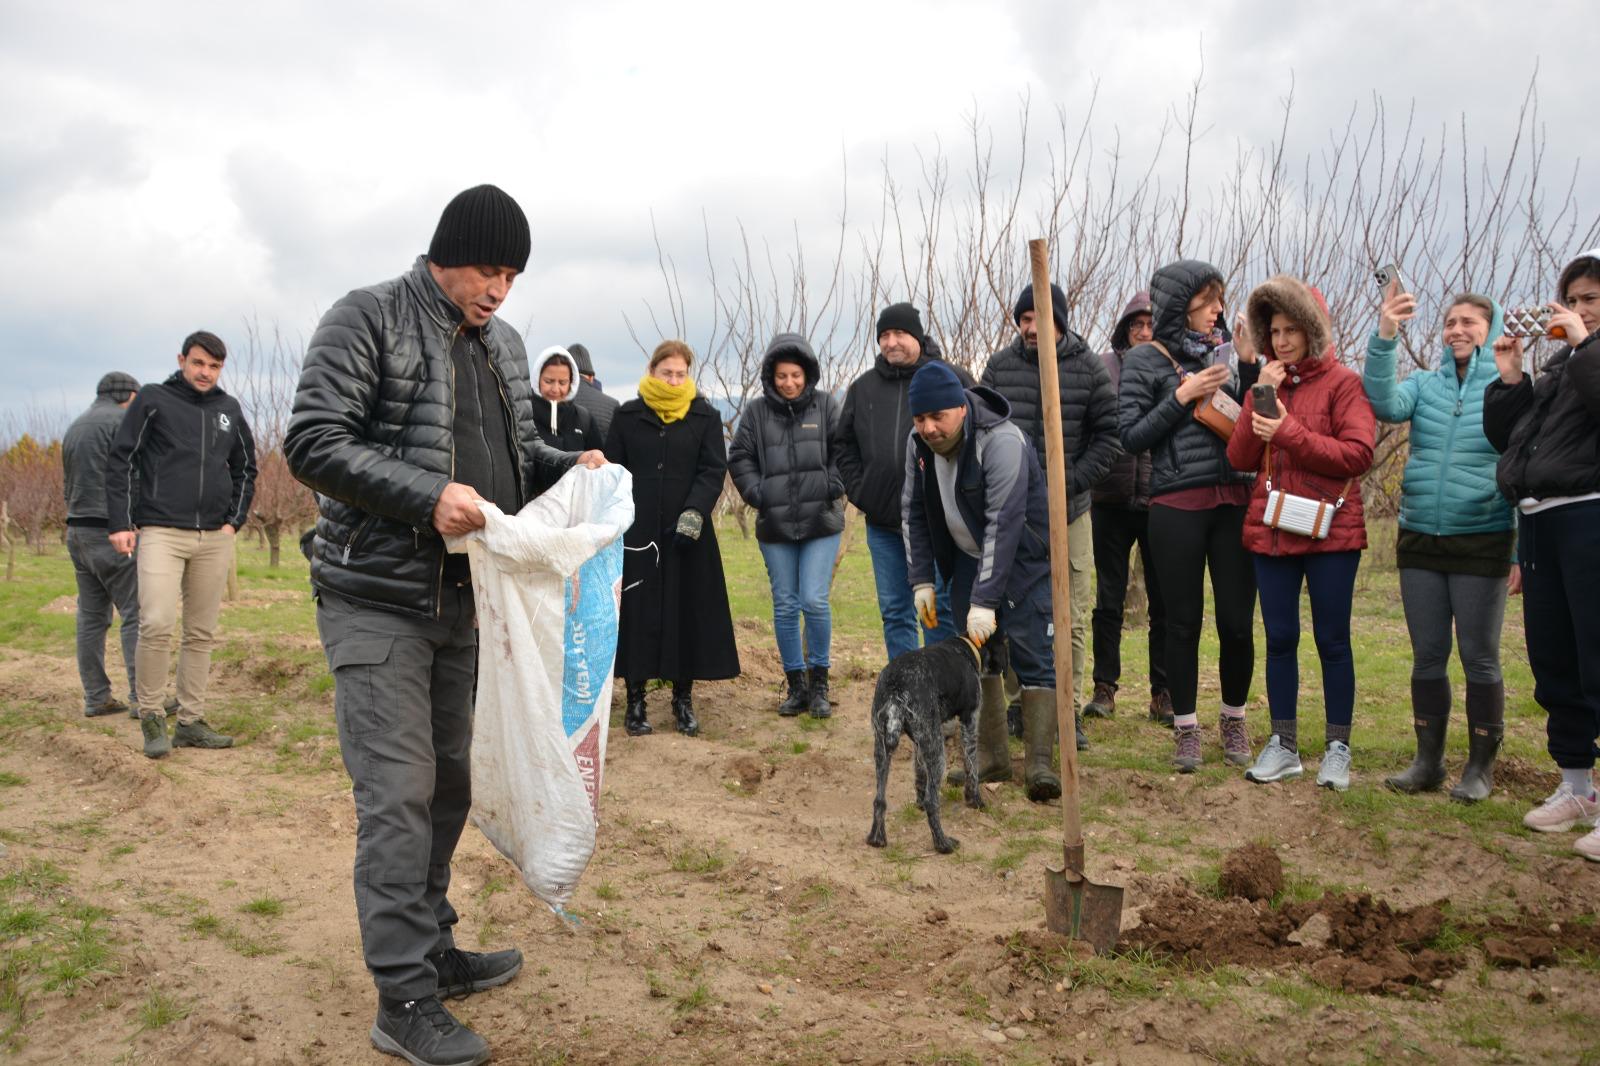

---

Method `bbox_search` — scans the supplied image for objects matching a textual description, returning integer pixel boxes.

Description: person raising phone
[1227,277,1375,790]
[1363,278,1515,803]
[1483,247,1600,862]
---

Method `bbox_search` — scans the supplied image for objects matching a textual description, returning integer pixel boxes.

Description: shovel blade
[1043,866,1125,955]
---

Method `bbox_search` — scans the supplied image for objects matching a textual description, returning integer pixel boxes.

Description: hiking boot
[1523,783,1600,833]
[806,667,832,719]
[371,995,489,1066]
[140,715,170,760]
[1386,716,1448,794]
[1244,735,1303,784]
[1172,725,1202,773]
[85,697,130,718]
[1083,681,1116,719]
[1219,715,1251,767]
[624,681,651,736]
[777,670,808,717]
[1316,740,1353,792]
[430,946,523,999]
[1148,690,1174,728]
[172,719,234,749]
[1020,688,1061,803]
[1576,825,1600,863]
[671,681,699,737]
[1074,711,1089,752]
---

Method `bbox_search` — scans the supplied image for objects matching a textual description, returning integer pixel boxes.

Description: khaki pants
[134,527,234,724]
[1067,510,1092,711]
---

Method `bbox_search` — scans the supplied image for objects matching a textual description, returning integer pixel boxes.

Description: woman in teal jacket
[1364,285,1517,802]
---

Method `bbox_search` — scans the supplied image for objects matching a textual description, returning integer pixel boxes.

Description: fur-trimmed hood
[1247,275,1333,362]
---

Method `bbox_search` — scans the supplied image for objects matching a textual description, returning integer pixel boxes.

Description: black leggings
[1147,503,1256,717]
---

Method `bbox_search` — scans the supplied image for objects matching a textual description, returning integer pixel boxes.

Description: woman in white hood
[534,346,605,455]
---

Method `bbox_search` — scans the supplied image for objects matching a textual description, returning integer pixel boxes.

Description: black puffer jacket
[1093,348,1154,507]
[836,346,975,530]
[1484,329,1600,503]
[1117,260,1257,497]
[979,330,1120,521]
[285,256,576,619]
[729,333,846,542]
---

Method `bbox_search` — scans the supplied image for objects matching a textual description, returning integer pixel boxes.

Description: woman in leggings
[1228,277,1375,790]
[1118,260,1260,771]
[1364,285,1514,801]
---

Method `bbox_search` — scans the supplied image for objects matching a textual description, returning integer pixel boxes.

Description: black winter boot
[624,681,652,736]
[806,667,832,719]
[671,681,699,737]
[1451,681,1505,803]
[778,670,808,717]
[1385,677,1449,793]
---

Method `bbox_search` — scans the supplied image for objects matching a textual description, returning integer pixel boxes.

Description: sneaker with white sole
[1523,782,1600,833]
[1316,740,1352,792]
[1219,715,1252,767]
[1245,735,1303,783]
[1576,826,1600,863]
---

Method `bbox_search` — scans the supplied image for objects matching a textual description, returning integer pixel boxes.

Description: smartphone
[1504,305,1567,340]
[1251,383,1280,418]
[1374,263,1401,289]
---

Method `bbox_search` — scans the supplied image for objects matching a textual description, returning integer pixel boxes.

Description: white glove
[966,605,997,646]
[913,584,937,630]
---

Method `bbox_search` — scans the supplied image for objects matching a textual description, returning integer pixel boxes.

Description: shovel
[1026,239,1126,955]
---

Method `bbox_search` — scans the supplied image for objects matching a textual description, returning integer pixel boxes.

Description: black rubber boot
[671,681,699,737]
[806,667,832,719]
[1075,710,1089,752]
[949,675,1013,785]
[1451,680,1504,804]
[624,681,652,736]
[777,670,808,717]
[1021,687,1062,802]
[1385,677,1450,793]
[1006,700,1023,739]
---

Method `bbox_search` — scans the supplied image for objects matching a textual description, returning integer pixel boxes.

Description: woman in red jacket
[1227,277,1376,790]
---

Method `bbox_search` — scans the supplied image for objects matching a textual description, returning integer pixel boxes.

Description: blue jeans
[865,523,955,661]
[948,552,1055,688]
[1253,551,1360,726]
[758,534,841,671]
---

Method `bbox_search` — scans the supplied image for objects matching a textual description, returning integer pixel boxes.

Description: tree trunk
[1124,553,1149,627]
[266,524,282,568]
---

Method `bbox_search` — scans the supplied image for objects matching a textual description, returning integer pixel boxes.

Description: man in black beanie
[286,184,607,1066]
[835,301,970,664]
[566,341,619,437]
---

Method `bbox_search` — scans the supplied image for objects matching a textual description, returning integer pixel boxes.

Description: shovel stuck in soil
[1026,239,1126,955]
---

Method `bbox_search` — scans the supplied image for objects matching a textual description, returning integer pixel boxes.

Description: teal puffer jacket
[1361,301,1515,535]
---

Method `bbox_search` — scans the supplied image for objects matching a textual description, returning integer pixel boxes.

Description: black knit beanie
[875,302,925,347]
[427,185,531,272]
[1013,282,1069,335]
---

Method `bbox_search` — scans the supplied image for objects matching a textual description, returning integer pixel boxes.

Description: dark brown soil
[1217,842,1283,901]
[1492,755,1561,802]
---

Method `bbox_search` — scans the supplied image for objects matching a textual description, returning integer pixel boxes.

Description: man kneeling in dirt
[286,185,605,1066]
[902,361,1063,803]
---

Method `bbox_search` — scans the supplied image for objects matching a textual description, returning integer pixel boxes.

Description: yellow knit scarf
[638,374,696,423]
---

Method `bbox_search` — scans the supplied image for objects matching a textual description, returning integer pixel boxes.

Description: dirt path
[2,624,1597,1065]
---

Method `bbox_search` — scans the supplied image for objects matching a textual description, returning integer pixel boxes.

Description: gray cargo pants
[68,525,139,709]
[317,585,477,1002]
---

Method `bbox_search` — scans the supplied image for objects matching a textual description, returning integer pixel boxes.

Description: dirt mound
[725,755,769,793]
[1126,886,1458,994]
[1493,755,1561,802]
[1217,842,1282,901]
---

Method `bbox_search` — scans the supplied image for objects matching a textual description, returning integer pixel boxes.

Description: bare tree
[234,320,319,566]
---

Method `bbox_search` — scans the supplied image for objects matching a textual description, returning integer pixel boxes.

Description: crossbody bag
[1151,339,1240,440]
[1262,446,1354,540]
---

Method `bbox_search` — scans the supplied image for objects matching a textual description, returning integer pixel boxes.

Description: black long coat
[604,396,740,683]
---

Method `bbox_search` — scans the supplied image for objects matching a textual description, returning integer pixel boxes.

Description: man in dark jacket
[106,333,255,759]
[903,362,1061,802]
[567,341,619,438]
[981,281,1120,741]
[1086,292,1171,725]
[62,371,140,717]
[285,185,604,1066]
[836,303,966,662]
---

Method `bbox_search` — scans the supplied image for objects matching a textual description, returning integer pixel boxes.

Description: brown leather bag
[1151,340,1240,441]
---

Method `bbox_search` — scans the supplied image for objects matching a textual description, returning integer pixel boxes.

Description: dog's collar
[957,636,982,667]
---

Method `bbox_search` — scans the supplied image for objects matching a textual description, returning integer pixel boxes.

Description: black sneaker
[430,946,523,999]
[173,719,234,749]
[371,995,489,1066]
[85,698,130,718]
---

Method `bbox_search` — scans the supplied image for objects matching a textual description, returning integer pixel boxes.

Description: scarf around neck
[639,374,696,423]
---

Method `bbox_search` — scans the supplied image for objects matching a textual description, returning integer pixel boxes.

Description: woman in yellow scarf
[603,340,741,737]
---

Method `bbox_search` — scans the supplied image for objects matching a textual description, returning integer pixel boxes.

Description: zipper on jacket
[1433,362,1466,535]
[342,514,375,564]
[196,405,206,529]
[436,324,460,618]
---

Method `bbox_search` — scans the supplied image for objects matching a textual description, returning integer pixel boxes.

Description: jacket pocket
[341,514,376,563]
[328,636,396,740]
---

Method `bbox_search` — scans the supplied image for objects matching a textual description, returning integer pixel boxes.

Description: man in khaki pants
[105,331,257,758]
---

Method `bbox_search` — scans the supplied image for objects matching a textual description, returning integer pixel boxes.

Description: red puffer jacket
[1228,353,1376,555]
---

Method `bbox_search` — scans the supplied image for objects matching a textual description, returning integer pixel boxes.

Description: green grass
[137,990,191,1030]
[0,772,26,788]
[668,843,728,875]
[239,896,285,918]
[0,861,119,1051]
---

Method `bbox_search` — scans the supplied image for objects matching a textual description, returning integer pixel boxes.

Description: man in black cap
[286,184,606,1066]
[62,372,141,717]
[566,341,619,438]
[835,302,968,662]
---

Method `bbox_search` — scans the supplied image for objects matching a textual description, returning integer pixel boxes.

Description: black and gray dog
[866,636,984,854]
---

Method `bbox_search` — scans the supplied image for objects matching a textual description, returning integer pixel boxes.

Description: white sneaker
[1244,735,1303,783]
[1316,741,1352,792]
[1577,825,1600,863]
[1523,782,1600,833]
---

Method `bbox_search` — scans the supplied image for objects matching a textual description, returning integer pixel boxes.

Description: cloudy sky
[1,0,1590,426]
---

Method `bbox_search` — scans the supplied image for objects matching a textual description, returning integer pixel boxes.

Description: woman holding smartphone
[1228,277,1375,789]
[1364,283,1514,801]
[1119,260,1260,772]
